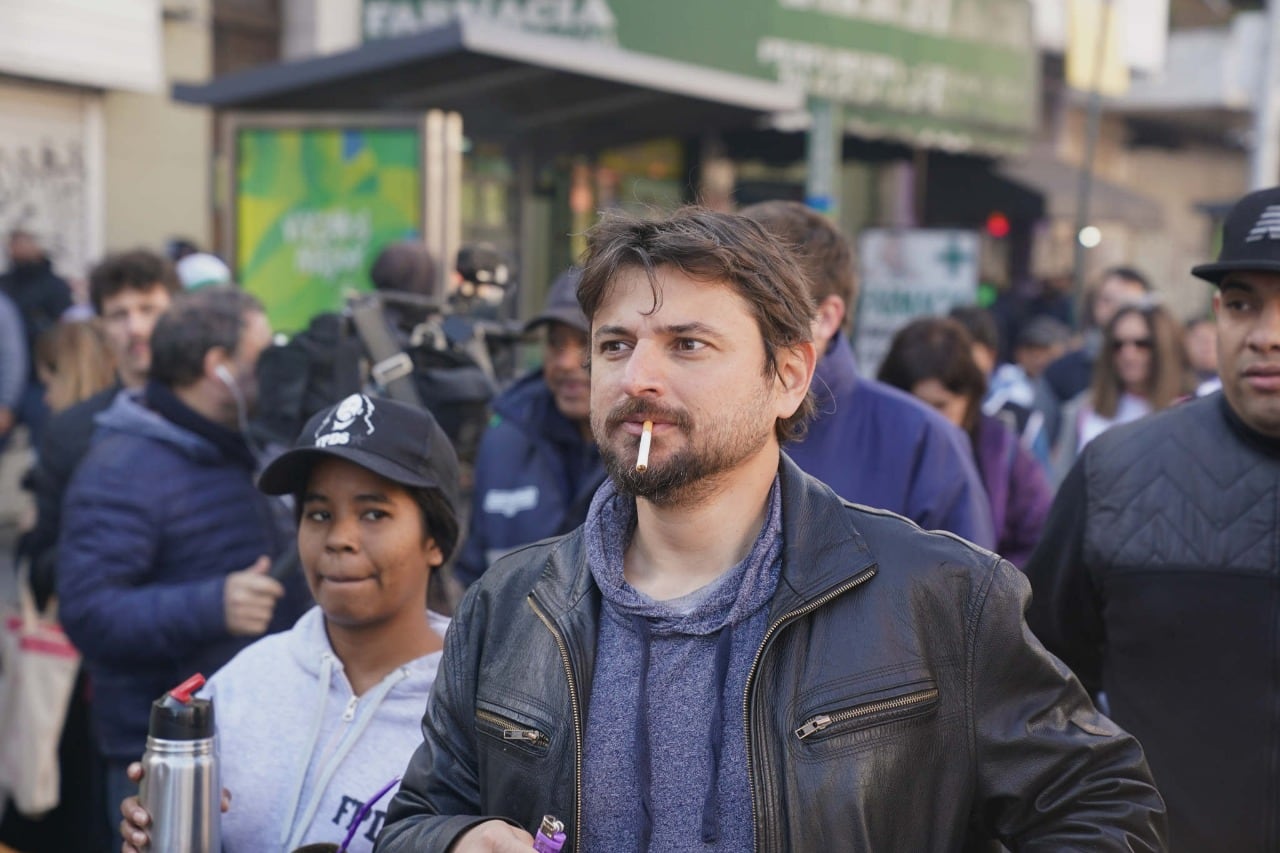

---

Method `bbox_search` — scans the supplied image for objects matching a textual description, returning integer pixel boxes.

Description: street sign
[854,228,981,375]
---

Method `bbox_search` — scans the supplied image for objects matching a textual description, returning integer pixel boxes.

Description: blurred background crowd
[0,0,1276,850]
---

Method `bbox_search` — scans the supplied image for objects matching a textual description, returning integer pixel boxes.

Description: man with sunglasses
[1026,185,1280,852]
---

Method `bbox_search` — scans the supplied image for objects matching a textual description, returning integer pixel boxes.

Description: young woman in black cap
[119,394,461,853]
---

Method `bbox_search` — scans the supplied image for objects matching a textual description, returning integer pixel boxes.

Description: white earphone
[214,363,251,437]
[214,363,236,388]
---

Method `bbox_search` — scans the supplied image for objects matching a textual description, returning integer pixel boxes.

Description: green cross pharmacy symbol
[936,235,972,278]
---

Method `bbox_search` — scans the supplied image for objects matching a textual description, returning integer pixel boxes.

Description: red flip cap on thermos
[139,673,221,852]
[148,673,214,739]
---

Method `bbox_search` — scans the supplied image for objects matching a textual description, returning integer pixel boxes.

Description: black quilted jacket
[1028,392,1280,852]
[379,455,1166,852]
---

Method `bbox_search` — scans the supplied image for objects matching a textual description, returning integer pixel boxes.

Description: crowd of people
[0,185,1273,852]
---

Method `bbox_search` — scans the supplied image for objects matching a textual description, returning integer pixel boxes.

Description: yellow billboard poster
[235,125,422,334]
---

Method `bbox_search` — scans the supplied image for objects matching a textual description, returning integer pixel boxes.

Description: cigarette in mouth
[636,420,653,472]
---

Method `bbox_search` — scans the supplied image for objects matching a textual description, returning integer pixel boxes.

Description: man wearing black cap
[1026,185,1280,851]
[453,268,605,588]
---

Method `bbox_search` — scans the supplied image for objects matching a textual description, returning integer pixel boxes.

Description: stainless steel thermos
[137,673,221,853]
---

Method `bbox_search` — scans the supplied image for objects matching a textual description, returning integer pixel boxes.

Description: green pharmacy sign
[234,126,422,334]
[362,0,1036,154]
[365,0,618,40]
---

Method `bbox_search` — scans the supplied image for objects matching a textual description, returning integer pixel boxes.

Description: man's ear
[813,295,846,343]
[1212,291,1222,317]
[775,340,817,413]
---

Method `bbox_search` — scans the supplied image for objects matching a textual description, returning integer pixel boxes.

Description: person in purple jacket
[741,202,994,548]
[878,316,1053,568]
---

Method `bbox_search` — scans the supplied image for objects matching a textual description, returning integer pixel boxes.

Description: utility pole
[1071,0,1115,319]
[805,96,843,219]
[1251,0,1280,189]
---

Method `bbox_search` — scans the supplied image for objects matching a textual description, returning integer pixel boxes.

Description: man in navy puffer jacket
[57,287,308,832]
[454,269,605,588]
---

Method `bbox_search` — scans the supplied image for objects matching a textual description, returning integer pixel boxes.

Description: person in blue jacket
[742,202,995,548]
[453,268,606,588]
[0,289,26,449]
[56,286,309,834]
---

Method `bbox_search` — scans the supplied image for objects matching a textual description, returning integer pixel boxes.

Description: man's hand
[449,820,536,852]
[223,556,284,637]
[0,406,13,436]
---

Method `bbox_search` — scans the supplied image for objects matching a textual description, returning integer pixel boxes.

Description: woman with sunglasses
[119,393,460,853]
[1053,303,1189,481]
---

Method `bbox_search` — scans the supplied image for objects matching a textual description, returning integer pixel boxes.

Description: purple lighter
[532,815,567,853]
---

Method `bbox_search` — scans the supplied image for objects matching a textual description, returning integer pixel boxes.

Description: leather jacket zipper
[794,687,939,740]
[476,709,550,747]
[743,565,877,853]
[529,596,583,851]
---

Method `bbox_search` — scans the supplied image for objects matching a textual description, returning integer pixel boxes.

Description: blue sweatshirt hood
[492,369,587,449]
[812,330,860,404]
[93,389,224,464]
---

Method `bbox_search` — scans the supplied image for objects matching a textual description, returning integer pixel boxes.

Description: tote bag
[0,563,80,817]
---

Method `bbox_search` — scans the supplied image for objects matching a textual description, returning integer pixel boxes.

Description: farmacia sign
[364,0,618,41]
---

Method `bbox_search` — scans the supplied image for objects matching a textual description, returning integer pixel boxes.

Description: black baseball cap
[455,243,509,286]
[524,267,587,334]
[1192,186,1280,285]
[258,393,460,511]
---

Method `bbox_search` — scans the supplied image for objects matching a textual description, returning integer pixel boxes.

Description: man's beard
[595,396,771,508]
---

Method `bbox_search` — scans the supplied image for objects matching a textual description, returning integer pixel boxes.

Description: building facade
[0,0,214,275]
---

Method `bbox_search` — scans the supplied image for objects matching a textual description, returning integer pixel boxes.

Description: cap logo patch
[315,394,376,448]
[1246,205,1280,242]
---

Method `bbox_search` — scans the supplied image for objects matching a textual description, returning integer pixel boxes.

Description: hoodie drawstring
[631,615,655,853]
[630,614,735,851]
[279,652,335,849]
[701,625,734,844]
[277,653,407,845]
[286,666,401,845]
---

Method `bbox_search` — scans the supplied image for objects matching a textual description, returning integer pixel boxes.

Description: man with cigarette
[377,208,1164,852]
[741,201,995,548]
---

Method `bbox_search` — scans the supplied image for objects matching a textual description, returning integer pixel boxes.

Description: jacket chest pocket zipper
[795,687,940,741]
[476,709,551,749]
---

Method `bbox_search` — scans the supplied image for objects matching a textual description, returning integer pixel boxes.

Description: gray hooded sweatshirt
[203,606,448,852]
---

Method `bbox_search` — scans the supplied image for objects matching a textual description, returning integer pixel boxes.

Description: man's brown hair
[577,207,817,443]
[89,249,181,314]
[739,200,856,306]
[149,286,264,390]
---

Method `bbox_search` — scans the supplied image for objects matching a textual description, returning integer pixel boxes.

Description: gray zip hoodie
[204,606,448,852]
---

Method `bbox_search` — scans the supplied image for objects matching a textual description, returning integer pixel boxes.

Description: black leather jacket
[379,457,1166,852]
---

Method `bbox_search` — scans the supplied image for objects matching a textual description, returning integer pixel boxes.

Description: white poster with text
[854,228,980,375]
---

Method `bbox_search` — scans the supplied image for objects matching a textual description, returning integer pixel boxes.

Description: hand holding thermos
[120,674,224,853]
